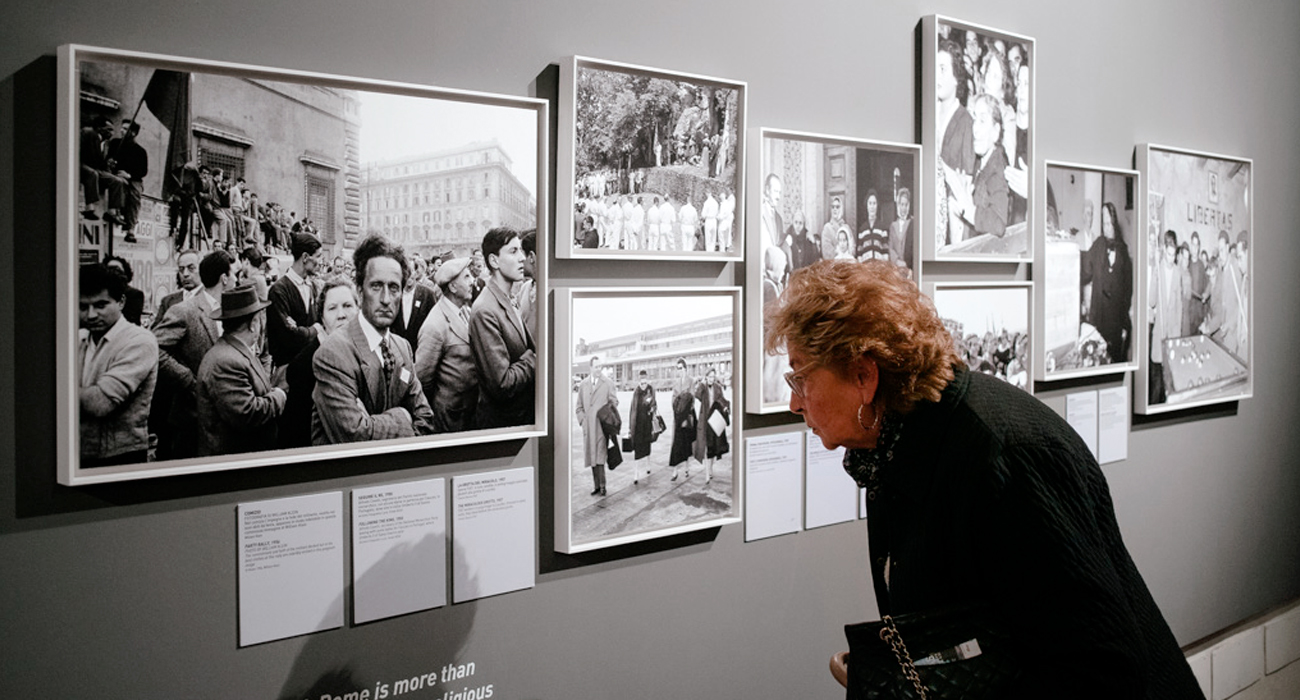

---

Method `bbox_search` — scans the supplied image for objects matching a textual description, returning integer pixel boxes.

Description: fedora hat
[211,284,272,320]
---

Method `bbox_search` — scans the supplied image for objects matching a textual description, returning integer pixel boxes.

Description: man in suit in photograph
[311,234,435,444]
[468,226,536,429]
[152,249,236,459]
[196,285,285,456]
[268,232,324,369]
[154,249,202,326]
[391,252,438,353]
[575,355,615,497]
[415,256,479,433]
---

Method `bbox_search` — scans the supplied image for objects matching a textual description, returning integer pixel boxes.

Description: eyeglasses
[783,362,818,398]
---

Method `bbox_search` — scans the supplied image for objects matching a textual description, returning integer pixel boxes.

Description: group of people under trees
[77,226,539,468]
[935,26,1031,247]
[576,357,729,498]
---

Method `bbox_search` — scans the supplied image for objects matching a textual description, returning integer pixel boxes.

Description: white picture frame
[922,15,1034,262]
[1134,144,1252,414]
[746,127,921,413]
[926,280,1034,393]
[1036,161,1140,381]
[556,56,746,261]
[554,287,742,553]
[59,44,549,485]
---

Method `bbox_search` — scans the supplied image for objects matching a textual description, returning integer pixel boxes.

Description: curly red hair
[764,260,962,415]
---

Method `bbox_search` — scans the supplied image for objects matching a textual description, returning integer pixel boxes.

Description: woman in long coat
[668,358,696,481]
[693,366,730,483]
[628,370,658,484]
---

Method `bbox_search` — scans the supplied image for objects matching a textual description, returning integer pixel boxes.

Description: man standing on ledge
[312,234,435,443]
[469,226,535,429]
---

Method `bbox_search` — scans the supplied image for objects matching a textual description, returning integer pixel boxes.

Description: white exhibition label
[1097,386,1130,465]
[805,430,857,529]
[1066,390,1100,460]
[352,478,447,624]
[743,432,803,542]
[452,467,535,603]
[237,491,344,647]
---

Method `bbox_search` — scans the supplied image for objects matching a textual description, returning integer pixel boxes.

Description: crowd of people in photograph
[169,162,322,257]
[76,226,539,468]
[1146,226,1249,403]
[573,190,736,253]
[935,25,1030,246]
[575,357,730,498]
[951,328,1031,390]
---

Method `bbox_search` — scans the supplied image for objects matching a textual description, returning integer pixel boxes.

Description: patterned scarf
[841,412,904,500]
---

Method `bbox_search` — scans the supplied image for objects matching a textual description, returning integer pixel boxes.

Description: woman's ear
[852,355,879,400]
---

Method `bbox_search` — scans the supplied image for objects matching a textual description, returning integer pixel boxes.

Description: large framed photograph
[1135,144,1252,414]
[554,287,742,553]
[922,15,1034,262]
[556,56,746,261]
[1036,161,1140,381]
[57,45,549,484]
[927,281,1033,392]
[747,128,921,413]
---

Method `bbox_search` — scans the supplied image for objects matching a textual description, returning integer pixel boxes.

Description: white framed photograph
[556,56,746,261]
[1135,144,1252,414]
[922,15,1034,262]
[1036,161,1140,381]
[927,281,1034,392]
[747,128,920,413]
[58,44,548,485]
[554,287,742,553]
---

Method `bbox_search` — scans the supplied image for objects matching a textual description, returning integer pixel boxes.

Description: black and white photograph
[1037,162,1139,380]
[1136,144,1252,414]
[557,56,745,260]
[554,288,741,553]
[928,281,1033,392]
[57,45,548,484]
[923,15,1034,261]
[746,128,920,413]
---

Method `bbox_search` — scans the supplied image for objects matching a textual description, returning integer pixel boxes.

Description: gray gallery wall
[3,0,1300,698]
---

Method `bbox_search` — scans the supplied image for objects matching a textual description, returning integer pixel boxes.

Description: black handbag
[650,414,666,440]
[842,606,1021,700]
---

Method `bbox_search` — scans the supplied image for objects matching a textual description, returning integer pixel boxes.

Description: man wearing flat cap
[415,256,479,432]
[196,284,286,456]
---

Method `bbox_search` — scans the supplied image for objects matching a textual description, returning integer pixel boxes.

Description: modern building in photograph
[361,140,536,257]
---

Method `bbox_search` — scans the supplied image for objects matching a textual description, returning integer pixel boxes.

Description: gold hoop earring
[857,402,881,433]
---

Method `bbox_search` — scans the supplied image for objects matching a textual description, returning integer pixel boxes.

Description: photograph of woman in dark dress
[1081,201,1134,363]
[669,357,696,482]
[627,370,658,484]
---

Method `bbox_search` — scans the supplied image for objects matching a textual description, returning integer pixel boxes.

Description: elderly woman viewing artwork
[765,259,1203,699]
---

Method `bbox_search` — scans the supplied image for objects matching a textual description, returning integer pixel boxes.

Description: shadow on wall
[276,535,478,700]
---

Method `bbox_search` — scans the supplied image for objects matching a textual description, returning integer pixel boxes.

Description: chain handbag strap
[879,615,929,700]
